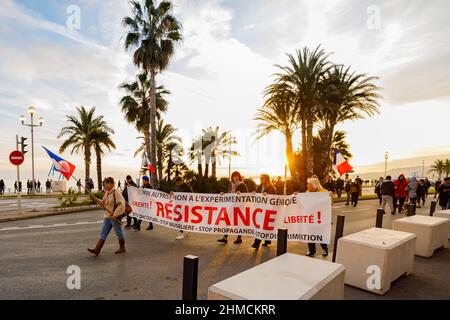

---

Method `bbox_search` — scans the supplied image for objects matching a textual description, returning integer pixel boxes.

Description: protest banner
[128,187,332,244]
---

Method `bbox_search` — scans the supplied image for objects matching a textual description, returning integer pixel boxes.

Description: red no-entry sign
[9,150,24,166]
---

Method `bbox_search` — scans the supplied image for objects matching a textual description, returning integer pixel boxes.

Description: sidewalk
[0,205,101,223]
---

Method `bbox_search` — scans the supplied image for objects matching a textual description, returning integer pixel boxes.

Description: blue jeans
[99,218,124,241]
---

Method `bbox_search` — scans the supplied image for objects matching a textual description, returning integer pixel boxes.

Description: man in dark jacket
[335,177,344,198]
[381,176,395,215]
[251,174,276,249]
[438,177,450,210]
[133,176,153,231]
[123,175,137,228]
[173,176,193,240]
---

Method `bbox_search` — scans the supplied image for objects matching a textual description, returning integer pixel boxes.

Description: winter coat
[438,182,450,208]
[381,180,395,196]
[394,175,408,199]
[406,177,419,198]
[101,189,126,219]
[256,184,276,195]
[174,183,193,193]
[229,181,248,193]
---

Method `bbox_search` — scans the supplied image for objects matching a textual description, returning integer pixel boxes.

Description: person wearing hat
[133,176,154,231]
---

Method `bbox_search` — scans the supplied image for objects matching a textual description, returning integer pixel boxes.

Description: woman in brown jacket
[88,177,126,256]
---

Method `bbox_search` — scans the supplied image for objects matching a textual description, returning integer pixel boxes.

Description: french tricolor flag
[333,150,353,176]
[142,155,156,175]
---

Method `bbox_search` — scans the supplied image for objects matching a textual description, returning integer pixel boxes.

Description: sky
[0,0,450,187]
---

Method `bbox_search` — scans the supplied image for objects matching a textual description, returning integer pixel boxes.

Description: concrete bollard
[407,203,416,217]
[376,208,384,228]
[276,228,288,257]
[332,215,345,263]
[430,201,437,216]
[182,255,199,300]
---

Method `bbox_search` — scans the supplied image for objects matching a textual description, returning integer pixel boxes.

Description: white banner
[128,187,332,244]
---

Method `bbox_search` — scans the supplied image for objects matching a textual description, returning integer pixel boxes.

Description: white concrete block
[393,215,450,257]
[434,210,450,239]
[208,253,345,300]
[336,227,416,295]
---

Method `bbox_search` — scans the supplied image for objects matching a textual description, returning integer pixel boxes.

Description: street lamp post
[421,160,425,177]
[384,151,389,178]
[20,107,44,195]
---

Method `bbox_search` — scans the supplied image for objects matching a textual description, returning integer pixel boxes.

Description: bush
[59,188,78,207]
[159,180,176,193]
[89,190,105,204]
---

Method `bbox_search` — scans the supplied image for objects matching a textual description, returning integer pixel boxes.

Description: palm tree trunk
[149,69,159,187]
[211,151,217,178]
[306,112,314,177]
[167,153,172,181]
[157,146,163,183]
[321,122,335,179]
[300,109,307,182]
[204,162,210,178]
[95,146,102,191]
[285,132,295,178]
[144,129,151,175]
[84,146,91,194]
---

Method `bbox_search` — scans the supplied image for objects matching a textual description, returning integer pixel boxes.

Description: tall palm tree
[166,141,186,181]
[429,159,445,180]
[120,72,170,184]
[123,0,183,187]
[317,65,381,177]
[276,46,331,177]
[91,128,116,191]
[255,83,299,178]
[58,106,109,191]
[445,159,450,177]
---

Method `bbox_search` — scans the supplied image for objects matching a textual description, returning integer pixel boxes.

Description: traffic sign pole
[15,135,22,214]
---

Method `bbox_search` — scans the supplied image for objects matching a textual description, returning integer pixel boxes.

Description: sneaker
[176,234,184,240]
[233,238,243,244]
[322,250,328,257]
[146,223,153,230]
[217,238,228,244]
[251,243,260,249]
[305,252,315,257]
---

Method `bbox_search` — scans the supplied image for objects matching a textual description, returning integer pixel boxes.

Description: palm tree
[276,46,331,177]
[58,106,109,191]
[123,0,183,188]
[166,141,186,181]
[429,159,445,180]
[155,119,182,181]
[316,65,381,178]
[445,159,450,177]
[119,72,170,182]
[313,130,352,177]
[255,83,299,178]
[190,127,238,178]
[91,128,116,191]
[134,120,183,182]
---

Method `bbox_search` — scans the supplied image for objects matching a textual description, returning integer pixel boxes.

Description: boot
[88,240,105,256]
[115,239,126,254]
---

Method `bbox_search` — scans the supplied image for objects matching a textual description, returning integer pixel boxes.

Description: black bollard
[430,201,437,216]
[376,209,384,228]
[332,215,345,263]
[182,255,199,300]
[407,203,416,217]
[277,228,288,256]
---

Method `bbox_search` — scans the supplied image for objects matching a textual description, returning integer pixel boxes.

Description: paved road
[0,198,448,300]
[0,197,61,213]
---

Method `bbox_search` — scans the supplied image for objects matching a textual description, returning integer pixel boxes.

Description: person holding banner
[217,171,248,244]
[305,177,329,257]
[133,176,154,231]
[88,177,126,256]
[123,175,137,229]
[171,176,193,240]
[251,174,276,249]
